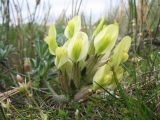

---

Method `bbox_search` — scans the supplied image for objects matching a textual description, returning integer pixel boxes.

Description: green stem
[43,79,68,103]
[0,105,6,120]
[86,55,98,83]
[59,70,70,93]
[73,62,81,89]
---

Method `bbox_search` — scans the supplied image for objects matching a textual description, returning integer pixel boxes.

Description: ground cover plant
[0,0,160,119]
[44,16,131,101]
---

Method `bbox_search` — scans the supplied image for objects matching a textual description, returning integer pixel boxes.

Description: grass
[0,0,160,119]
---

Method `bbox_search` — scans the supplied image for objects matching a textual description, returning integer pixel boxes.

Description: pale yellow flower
[94,23,119,55]
[64,16,81,39]
[44,24,58,55]
[111,36,131,66]
[68,32,89,62]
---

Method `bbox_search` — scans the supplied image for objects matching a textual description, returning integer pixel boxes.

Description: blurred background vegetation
[0,0,160,119]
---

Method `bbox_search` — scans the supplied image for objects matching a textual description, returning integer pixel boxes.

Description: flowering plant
[45,16,131,100]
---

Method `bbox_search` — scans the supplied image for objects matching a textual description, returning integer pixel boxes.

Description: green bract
[64,16,81,39]
[68,32,89,62]
[94,23,119,55]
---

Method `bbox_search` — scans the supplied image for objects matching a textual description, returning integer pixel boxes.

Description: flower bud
[24,58,32,72]
[16,74,24,83]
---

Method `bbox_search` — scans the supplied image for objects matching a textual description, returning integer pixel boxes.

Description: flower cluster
[45,16,131,95]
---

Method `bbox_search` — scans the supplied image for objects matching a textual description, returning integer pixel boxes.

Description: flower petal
[68,32,89,62]
[114,66,124,81]
[44,24,58,55]
[93,64,113,90]
[45,36,58,55]
[111,36,131,66]
[94,23,119,55]
[55,47,68,68]
[64,16,81,39]
[48,24,56,37]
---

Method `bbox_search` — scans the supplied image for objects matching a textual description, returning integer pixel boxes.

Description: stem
[43,79,68,103]
[93,81,118,100]
[73,62,81,89]
[60,70,70,93]
[86,55,98,83]
[43,80,57,96]
[27,72,33,95]
[111,67,125,96]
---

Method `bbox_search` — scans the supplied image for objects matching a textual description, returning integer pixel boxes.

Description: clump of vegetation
[0,0,160,119]
[44,16,131,101]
